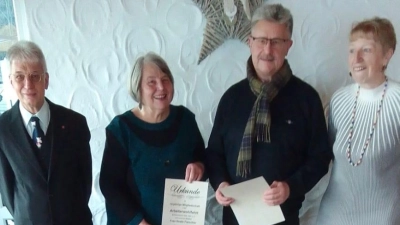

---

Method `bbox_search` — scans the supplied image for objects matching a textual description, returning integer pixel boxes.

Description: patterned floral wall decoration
[192,0,263,64]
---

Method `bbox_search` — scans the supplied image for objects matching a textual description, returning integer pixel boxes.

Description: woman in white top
[317,17,400,225]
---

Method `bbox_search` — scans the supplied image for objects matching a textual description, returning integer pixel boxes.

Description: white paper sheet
[162,179,208,225]
[220,176,285,225]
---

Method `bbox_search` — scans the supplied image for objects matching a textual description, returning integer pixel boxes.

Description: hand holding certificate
[162,179,208,225]
[220,177,285,225]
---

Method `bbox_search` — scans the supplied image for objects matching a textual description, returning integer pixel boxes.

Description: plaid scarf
[236,57,293,177]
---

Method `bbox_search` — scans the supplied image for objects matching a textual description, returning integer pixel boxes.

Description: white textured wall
[3,0,400,224]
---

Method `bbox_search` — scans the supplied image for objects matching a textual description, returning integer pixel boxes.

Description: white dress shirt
[19,100,50,138]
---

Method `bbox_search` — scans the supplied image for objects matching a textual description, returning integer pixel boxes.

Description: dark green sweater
[100,105,205,225]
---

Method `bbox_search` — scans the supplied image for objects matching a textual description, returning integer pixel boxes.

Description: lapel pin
[286,120,293,124]
[62,125,65,129]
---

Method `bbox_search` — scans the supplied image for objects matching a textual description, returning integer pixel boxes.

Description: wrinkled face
[348,37,393,88]
[249,20,292,81]
[10,60,49,114]
[140,62,173,113]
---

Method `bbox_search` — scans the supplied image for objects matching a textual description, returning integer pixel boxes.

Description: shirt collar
[20,99,51,132]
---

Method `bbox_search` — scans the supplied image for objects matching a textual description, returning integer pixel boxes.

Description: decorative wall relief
[192,0,262,64]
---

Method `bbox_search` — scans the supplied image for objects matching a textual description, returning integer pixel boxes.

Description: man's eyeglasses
[250,36,290,48]
[10,73,44,83]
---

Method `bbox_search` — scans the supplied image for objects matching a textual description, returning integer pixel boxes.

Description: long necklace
[346,76,388,166]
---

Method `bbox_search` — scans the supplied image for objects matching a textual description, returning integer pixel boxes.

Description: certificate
[162,179,208,225]
[220,177,285,225]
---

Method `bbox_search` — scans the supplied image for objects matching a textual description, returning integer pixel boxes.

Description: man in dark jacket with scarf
[205,3,332,225]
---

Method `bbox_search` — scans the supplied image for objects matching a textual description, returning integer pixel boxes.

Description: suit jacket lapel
[9,102,47,181]
[46,99,64,181]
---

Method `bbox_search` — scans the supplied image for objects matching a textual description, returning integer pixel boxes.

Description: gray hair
[6,40,47,72]
[251,3,293,38]
[128,52,174,105]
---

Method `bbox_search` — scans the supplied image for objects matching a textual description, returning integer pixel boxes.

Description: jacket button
[164,160,170,166]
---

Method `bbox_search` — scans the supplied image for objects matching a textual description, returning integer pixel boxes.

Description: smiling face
[140,62,174,114]
[249,20,292,82]
[348,35,393,88]
[10,60,49,114]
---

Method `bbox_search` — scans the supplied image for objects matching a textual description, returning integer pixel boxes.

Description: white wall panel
[6,0,400,224]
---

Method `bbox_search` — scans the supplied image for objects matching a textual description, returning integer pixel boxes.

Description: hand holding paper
[185,162,204,182]
[220,177,285,225]
[263,181,290,206]
[216,181,235,206]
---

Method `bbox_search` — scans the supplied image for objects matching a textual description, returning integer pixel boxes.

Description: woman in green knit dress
[100,52,206,225]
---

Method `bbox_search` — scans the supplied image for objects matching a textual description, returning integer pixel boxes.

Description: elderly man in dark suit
[0,41,93,225]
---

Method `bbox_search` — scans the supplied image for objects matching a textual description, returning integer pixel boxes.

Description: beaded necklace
[346,76,388,166]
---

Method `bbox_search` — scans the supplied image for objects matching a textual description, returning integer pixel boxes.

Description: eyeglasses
[250,36,290,48]
[10,73,44,83]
